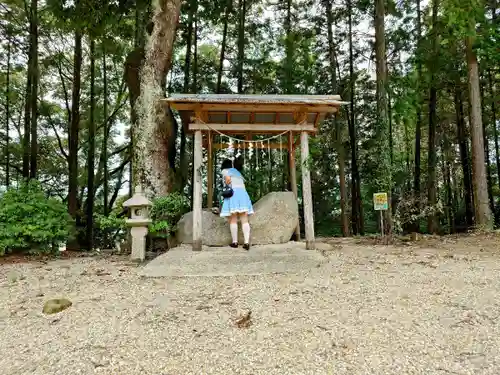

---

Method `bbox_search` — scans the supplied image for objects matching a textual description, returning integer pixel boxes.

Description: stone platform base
[139,242,329,278]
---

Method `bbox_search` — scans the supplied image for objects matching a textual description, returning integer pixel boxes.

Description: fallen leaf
[235,310,252,328]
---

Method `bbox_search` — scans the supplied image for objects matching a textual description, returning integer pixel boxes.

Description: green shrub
[0,181,73,256]
[94,213,127,249]
[149,192,190,238]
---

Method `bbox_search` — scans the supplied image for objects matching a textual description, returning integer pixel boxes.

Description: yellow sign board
[373,193,388,211]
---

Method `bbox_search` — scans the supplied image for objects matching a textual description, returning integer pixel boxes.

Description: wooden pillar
[300,131,315,250]
[207,132,213,208]
[192,130,203,251]
[288,132,300,241]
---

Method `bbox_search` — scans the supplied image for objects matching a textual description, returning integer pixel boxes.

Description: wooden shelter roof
[164,94,346,135]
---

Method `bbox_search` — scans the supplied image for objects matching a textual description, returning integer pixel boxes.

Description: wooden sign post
[373,192,388,237]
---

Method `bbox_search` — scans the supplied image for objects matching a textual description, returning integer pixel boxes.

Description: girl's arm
[222,169,231,185]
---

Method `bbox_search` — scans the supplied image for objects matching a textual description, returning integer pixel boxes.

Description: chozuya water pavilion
[164,94,345,251]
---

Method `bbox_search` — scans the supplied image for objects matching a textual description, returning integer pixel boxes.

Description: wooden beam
[170,102,340,113]
[289,132,300,241]
[207,132,213,209]
[165,94,343,102]
[194,109,208,123]
[192,130,203,251]
[207,142,289,150]
[294,111,308,124]
[301,131,315,250]
[314,113,321,127]
[188,123,317,133]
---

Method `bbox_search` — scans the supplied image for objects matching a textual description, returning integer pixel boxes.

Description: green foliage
[0,181,73,256]
[94,213,127,248]
[149,193,190,238]
[1,0,499,241]
[149,220,171,239]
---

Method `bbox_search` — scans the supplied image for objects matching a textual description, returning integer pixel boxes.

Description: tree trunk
[490,3,498,213]
[183,2,194,92]
[427,92,438,233]
[189,4,199,204]
[5,37,11,187]
[86,38,96,250]
[127,2,148,196]
[68,26,82,225]
[374,0,392,233]
[216,0,231,94]
[124,48,143,196]
[490,70,500,192]
[134,3,140,48]
[455,87,474,226]
[427,0,439,234]
[102,45,109,216]
[179,0,195,191]
[413,0,423,232]
[404,118,411,184]
[192,7,198,94]
[442,142,454,233]
[29,0,38,179]
[480,82,495,212]
[451,150,460,227]
[347,0,363,234]
[131,4,140,196]
[23,13,34,178]
[281,0,293,190]
[67,22,82,250]
[135,0,182,197]
[326,0,348,236]
[284,0,293,94]
[268,148,273,191]
[237,0,246,93]
[465,36,493,229]
[388,88,393,167]
[336,122,349,236]
[388,86,397,216]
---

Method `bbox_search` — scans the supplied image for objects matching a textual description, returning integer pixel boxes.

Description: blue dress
[220,168,254,217]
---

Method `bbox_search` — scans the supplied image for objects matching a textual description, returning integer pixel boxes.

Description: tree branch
[21,0,30,22]
[110,156,131,177]
[97,101,128,133]
[46,112,69,160]
[94,144,129,189]
[109,172,126,212]
[109,143,130,159]
[55,58,72,121]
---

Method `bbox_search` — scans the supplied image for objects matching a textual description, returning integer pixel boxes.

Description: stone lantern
[123,185,152,262]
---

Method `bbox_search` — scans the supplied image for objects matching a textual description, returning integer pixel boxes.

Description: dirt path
[1,235,500,374]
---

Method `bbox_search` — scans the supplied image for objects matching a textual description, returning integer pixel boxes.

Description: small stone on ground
[42,298,72,315]
[1,236,500,374]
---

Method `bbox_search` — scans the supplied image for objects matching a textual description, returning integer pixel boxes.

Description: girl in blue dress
[220,158,254,250]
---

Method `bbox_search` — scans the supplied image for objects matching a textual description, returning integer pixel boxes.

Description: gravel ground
[1,236,500,375]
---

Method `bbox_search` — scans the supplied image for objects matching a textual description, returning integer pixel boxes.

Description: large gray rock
[176,191,299,246]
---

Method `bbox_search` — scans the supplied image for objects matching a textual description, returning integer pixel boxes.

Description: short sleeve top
[222,168,245,188]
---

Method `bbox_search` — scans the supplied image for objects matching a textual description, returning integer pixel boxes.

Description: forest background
[0,0,498,253]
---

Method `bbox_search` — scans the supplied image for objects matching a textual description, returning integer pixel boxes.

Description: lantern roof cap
[123,186,152,208]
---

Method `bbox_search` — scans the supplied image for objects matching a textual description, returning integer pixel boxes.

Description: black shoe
[230,242,238,248]
[243,243,250,251]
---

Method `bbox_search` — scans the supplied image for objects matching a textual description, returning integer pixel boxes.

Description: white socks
[230,223,238,243]
[230,222,251,244]
[242,222,250,244]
